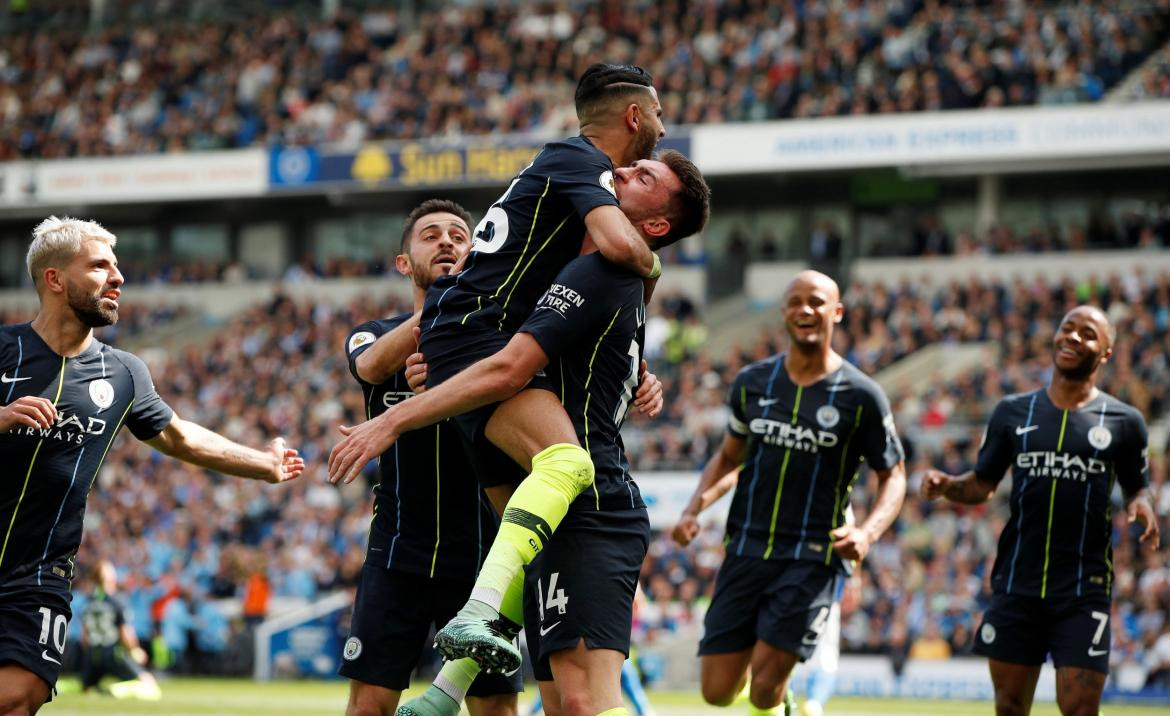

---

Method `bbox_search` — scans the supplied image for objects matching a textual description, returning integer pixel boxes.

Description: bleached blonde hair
[27,216,117,290]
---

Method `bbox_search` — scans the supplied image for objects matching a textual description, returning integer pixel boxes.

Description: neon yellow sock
[597,709,630,716]
[434,657,480,703]
[499,568,525,627]
[746,706,778,716]
[471,443,593,609]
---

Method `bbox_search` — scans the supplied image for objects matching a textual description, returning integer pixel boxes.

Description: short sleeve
[543,139,621,219]
[727,371,749,437]
[121,352,175,441]
[1117,409,1150,498]
[858,381,904,471]
[974,399,1015,486]
[345,321,385,385]
[520,256,626,361]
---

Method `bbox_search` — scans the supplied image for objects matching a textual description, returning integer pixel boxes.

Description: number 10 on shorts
[38,606,67,654]
[537,572,569,622]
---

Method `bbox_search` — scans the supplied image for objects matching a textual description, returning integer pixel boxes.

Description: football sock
[746,705,778,716]
[499,569,525,628]
[469,443,593,610]
[434,657,481,704]
[597,709,630,716]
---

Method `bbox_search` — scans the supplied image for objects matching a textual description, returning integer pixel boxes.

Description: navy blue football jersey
[422,136,620,341]
[0,323,173,585]
[346,316,497,579]
[975,389,1148,599]
[723,357,903,571]
[520,253,645,512]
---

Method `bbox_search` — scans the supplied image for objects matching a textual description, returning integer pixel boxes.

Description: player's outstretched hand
[671,514,700,547]
[265,437,305,484]
[0,395,57,431]
[634,360,663,417]
[920,469,951,500]
[1128,497,1161,549]
[329,414,399,484]
[405,352,428,394]
[830,525,872,562]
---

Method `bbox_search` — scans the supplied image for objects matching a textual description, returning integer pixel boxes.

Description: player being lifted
[330,63,670,673]
[674,271,906,716]
[0,217,304,714]
[339,200,520,716]
[394,149,709,716]
[923,305,1159,716]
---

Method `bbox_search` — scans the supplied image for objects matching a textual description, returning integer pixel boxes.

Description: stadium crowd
[7,261,1152,688]
[2,0,1168,158]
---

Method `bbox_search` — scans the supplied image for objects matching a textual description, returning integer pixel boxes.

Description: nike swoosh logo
[539,622,561,636]
[534,524,549,541]
[41,650,61,665]
[758,398,780,407]
[1015,426,1038,435]
[1,373,30,384]
[1088,647,1107,656]
[801,634,821,646]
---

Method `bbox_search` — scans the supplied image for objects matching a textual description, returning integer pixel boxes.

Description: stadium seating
[3,1,1168,158]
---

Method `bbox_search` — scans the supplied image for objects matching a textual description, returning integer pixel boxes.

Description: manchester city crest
[981,623,996,644]
[816,405,840,429]
[343,637,362,661]
[89,379,114,409]
[1087,425,1112,450]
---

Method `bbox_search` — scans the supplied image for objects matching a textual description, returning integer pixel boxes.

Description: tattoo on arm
[944,474,995,505]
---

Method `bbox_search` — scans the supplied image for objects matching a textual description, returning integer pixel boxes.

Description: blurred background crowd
[2,0,1169,159]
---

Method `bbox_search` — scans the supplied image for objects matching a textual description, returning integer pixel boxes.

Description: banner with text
[0,150,268,206]
[692,101,1170,175]
[269,135,693,191]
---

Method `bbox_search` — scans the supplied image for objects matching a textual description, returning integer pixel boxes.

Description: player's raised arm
[145,415,304,484]
[584,205,659,278]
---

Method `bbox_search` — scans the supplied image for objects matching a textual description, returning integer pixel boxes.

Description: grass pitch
[47,677,1169,715]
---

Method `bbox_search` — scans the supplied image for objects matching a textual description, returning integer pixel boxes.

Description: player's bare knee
[699,675,738,707]
[993,692,1029,716]
[0,691,41,716]
[556,689,596,716]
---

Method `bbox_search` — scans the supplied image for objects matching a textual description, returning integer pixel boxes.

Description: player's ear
[641,216,670,240]
[832,302,844,324]
[42,267,65,295]
[394,254,412,279]
[625,102,641,132]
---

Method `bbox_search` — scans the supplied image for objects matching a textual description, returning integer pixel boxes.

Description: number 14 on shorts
[537,571,569,624]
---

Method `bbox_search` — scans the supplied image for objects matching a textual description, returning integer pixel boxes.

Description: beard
[1054,351,1100,381]
[67,282,118,327]
[633,121,659,162]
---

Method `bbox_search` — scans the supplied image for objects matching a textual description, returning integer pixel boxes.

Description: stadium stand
[2,1,1169,159]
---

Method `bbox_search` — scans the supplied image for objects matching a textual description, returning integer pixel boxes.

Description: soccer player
[340,199,520,716]
[922,305,1159,716]
[78,560,160,700]
[0,217,304,714]
[671,473,848,716]
[330,62,672,674]
[674,270,906,715]
[392,150,709,716]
